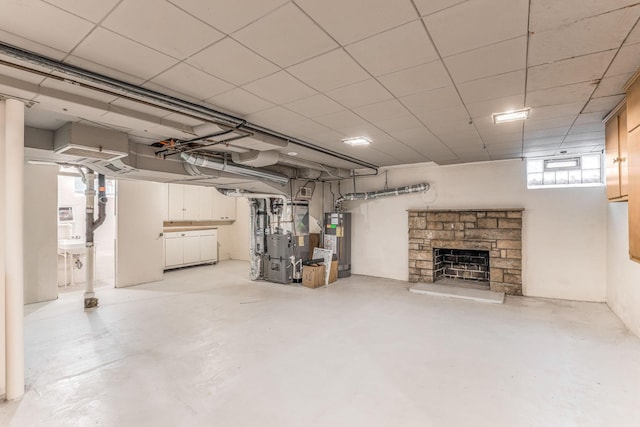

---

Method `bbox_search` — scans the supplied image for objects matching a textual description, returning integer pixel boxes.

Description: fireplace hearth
[408,209,524,295]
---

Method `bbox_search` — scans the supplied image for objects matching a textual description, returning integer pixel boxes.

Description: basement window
[526,154,603,189]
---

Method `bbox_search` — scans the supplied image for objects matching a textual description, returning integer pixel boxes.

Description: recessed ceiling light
[287,151,298,156]
[342,136,371,146]
[492,108,530,124]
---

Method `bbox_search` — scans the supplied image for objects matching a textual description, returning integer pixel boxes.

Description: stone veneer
[408,209,524,295]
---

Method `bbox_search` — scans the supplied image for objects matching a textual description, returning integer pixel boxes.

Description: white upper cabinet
[167,184,236,221]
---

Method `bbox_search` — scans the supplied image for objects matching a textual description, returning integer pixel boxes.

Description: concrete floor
[2,260,640,426]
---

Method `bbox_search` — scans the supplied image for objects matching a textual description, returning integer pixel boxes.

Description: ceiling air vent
[54,122,128,161]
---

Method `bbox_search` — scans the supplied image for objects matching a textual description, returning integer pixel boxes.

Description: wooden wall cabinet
[605,107,629,201]
[166,184,236,222]
[626,73,640,262]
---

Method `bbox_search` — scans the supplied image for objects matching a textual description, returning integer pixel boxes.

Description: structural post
[4,99,25,400]
[0,101,6,399]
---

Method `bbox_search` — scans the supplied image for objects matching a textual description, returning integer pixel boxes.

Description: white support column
[4,99,25,400]
[0,101,6,400]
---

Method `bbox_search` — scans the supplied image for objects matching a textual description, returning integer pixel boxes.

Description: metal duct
[335,183,429,209]
[231,150,280,167]
[181,152,289,186]
[0,41,378,173]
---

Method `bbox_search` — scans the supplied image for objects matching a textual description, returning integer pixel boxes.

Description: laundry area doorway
[57,170,116,293]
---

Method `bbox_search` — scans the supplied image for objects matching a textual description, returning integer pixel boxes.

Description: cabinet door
[183,185,200,220]
[183,235,201,264]
[606,115,621,199]
[627,77,640,133]
[167,183,184,221]
[164,237,184,267]
[200,233,217,262]
[212,189,236,220]
[629,128,640,262]
[198,187,213,221]
[619,109,629,197]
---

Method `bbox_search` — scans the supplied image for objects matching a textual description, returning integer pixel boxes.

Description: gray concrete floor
[2,260,640,426]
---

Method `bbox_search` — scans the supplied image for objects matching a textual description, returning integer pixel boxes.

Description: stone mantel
[408,209,524,295]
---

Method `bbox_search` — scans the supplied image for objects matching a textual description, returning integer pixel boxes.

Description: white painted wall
[230,198,250,261]
[329,160,607,302]
[24,163,58,304]
[606,202,640,337]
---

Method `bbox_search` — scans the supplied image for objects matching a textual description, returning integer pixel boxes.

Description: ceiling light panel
[342,136,372,146]
[493,109,530,124]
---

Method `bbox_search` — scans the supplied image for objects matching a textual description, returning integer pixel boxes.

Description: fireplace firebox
[433,248,490,283]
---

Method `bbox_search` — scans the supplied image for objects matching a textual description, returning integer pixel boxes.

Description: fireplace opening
[433,248,490,284]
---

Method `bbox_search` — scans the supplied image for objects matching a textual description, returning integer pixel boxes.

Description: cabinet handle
[620,157,626,163]
[613,157,621,163]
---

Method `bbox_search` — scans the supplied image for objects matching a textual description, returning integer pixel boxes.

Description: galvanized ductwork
[335,183,429,210]
[181,152,289,186]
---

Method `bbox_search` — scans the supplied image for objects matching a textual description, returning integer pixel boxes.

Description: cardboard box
[328,260,338,283]
[309,233,321,255]
[302,264,326,288]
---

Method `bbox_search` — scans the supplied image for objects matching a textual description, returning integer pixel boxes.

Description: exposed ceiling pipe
[0,41,379,173]
[181,152,289,186]
[335,183,430,210]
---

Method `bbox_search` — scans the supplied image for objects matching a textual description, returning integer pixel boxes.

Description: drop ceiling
[1,0,640,168]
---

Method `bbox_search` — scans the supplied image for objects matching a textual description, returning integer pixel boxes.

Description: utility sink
[58,239,86,254]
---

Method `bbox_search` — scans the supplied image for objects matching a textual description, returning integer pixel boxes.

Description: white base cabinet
[164,229,217,269]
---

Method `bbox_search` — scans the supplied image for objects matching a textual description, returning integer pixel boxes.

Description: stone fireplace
[408,209,523,295]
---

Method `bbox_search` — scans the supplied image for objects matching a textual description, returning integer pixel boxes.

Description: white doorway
[57,172,116,292]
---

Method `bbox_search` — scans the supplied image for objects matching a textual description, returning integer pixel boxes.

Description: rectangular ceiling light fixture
[492,108,530,124]
[342,136,372,146]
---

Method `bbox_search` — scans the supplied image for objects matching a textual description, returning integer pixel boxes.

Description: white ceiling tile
[187,38,279,86]
[326,79,394,109]
[563,132,604,142]
[466,95,524,118]
[0,29,68,61]
[424,0,528,57]
[418,106,470,129]
[568,123,605,135]
[246,107,327,136]
[414,0,469,16]
[530,0,639,32]
[150,63,233,100]
[582,95,626,114]
[574,112,608,125]
[296,0,417,45]
[528,6,640,66]
[527,51,615,91]
[167,0,288,34]
[64,55,146,86]
[525,116,577,131]
[284,94,345,118]
[375,115,425,132]
[314,110,368,132]
[481,131,523,145]
[207,88,274,116]
[445,36,526,83]
[346,21,438,77]
[526,82,596,108]
[400,86,462,114]
[475,118,523,137]
[108,98,173,120]
[0,0,94,52]
[378,61,451,97]
[141,81,201,104]
[625,22,640,45]
[524,136,563,146]
[71,28,176,80]
[354,99,410,122]
[45,0,120,23]
[607,43,640,77]
[593,73,633,98]
[458,70,525,103]
[524,126,570,139]
[529,102,584,120]
[243,71,316,105]
[233,3,337,67]
[102,0,223,59]
[287,49,369,92]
